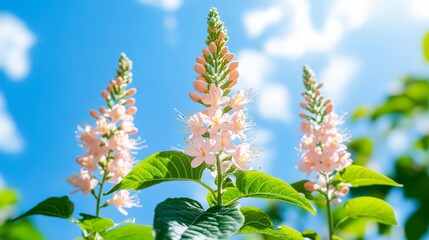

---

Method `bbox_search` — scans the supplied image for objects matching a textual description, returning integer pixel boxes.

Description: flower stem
[216,156,223,205]
[95,168,109,217]
[324,174,334,240]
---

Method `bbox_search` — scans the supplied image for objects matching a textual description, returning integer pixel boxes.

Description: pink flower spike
[76,153,99,172]
[104,104,127,123]
[101,90,109,99]
[108,190,141,215]
[193,80,208,93]
[196,76,206,82]
[196,56,206,65]
[228,61,239,71]
[209,42,217,53]
[232,143,253,171]
[304,181,319,192]
[212,131,236,154]
[230,90,250,111]
[221,46,228,55]
[187,112,208,139]
[201,84,230,106]
[125,98,136,106]
[126,106,138,115]
[67,169,98,195]
[218,31,226,40]
[194,63,206,75]
[225,53,234,62]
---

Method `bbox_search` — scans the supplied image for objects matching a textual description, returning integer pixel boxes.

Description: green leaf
[234,171,315,214]
[340,165,402,187]
[424,31,429,61]
[13,196,74,221]
[78,216,114,233]
[206,187,241,206]
[0,189,19,208]
[301,230,321,240]
[0,219,44,240]
[153,197,244,240]
[107,151,205,194]
[291,180,313,200]
[343,197,398,226]
[101,225,154,240]
[237,207,303,240]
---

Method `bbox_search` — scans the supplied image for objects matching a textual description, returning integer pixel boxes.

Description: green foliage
[0,219,44,240]
[107,151,205,194]
[77,215,114,233]
[153,198,244,240]
[348,138,373,166]
[237,207,303,239]
[0,189,18,208]
[13,196,74,221]
[423,32,429,61]
[341,197,398,226]
[234,171,315,214]
[340,165,401,187]
[101,225,154,240]
[301,230,321,240]
[291,180,314,200]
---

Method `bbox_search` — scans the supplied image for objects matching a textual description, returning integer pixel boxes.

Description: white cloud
[0,93,24,153]
[263,0,370,58]
[243,6,284,38]
[257,84,291,122]
[237,49,274,91]
[0,13,35,80]
[408,0,429,20]
[319,56,360,104]
[138,0,182,11]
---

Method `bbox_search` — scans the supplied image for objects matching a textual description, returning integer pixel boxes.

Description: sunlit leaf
[340,165,402,187]
[301,230,321,240]
[78,215,114,233]
[423,32,429,61]
[0,219,43,240]
[101,225,154,240]
[153,198,244,240]
[343,197,398,226]
[237,207,303,240]
[107,151,205,194]
[0,189,18,208]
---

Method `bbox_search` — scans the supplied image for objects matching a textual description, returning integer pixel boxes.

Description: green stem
[95,169,109,217]
[324,174,334,240]
[216,156,223,205]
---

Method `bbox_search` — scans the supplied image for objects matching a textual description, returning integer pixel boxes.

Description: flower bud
[218,31,226,40]
[127,88,137,96]
[324,104,333,114]
[193,80,208,93]
[196,76,206,82]
[126,106,138,115]
[101,90,109,99]
[209,42,217,53]
[196,56,206,65]
[221,46,228,55]
[228,61,239,71]
[107,85,113,93]
[125,98,136,105]
[337,186,349,196]
[300,102,307,109]
[202,48,210,56]
[332,198,342,206]
[304,181,319,192]
[228,78,237,87]
[116,77,123,86]
[229,70,239,81]
[99,107,107,114]
[299,113,308,119]
[194,63,206,75]
[89,109,99,119]
[225,53,234,62]
[189,92,200,102]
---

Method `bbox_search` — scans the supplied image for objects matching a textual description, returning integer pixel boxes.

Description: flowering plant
[8,7,402,240]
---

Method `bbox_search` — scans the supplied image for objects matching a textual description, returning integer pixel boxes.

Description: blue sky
[1,0,429,239]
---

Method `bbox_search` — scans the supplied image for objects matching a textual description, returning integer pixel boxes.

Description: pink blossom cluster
[183,11,256,173]
[299,65,352,203]
[67,54,141,215]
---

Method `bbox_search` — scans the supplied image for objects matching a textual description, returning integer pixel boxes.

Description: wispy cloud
[0,13,35,81]
[243,6,284,38]
[0,93,24,153]
[137,0,182,11]
[319,56,360,104]
[263,0,370,58]
[237,49,292,123]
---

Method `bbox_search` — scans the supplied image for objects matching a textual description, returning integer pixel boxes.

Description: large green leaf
[13,196,74,221]
[0,219,44,240]
[343,197,398,226]
[424,32,429,61]
[340,165,402,187]
[78,215,114,233]
[153,197,244,240]
[107,151,205,194]
[101,225,154,240]
[237,207,303,240]
[301,230,321,240]
[234,171,315,214]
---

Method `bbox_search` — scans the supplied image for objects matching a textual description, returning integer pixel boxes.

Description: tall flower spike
[68,53,143,216]
[184,8,256,175]
[298,65,352,204]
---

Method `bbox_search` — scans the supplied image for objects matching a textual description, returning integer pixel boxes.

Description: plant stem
[216,156,223,205]
[95,168,109,217]
[324,174,334,240]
